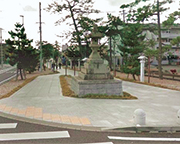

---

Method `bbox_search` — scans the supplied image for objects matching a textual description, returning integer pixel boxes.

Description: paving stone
[4,106,12,113]
[0,104,6,110]
[43,113,51,120]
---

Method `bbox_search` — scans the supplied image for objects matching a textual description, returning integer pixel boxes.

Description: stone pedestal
[71,76,123,97]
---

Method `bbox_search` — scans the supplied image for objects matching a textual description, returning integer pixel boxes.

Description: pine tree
[119,23,145,80]
[5,23,38,79]
[120,0,174,79]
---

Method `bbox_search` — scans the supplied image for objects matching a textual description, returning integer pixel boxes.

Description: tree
[46,0,100,58]
[24,46,39,73]
[98,14,124,69]
[119,23,145,80]
[53,41,61,64]
[163,11,180,27]
[120,0,174,79]
[5,23,38,80]
[171,36,180,47]
[41,43,54,65]
[75,16,102,58]
[144,39,158,83]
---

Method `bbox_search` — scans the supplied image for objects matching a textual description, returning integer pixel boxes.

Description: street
[0,115,180,144]
[0,67,16,85]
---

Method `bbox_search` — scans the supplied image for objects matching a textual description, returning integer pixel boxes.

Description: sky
[0,0,179,48]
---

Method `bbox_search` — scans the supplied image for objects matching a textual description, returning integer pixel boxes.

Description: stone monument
[70,24,123,97]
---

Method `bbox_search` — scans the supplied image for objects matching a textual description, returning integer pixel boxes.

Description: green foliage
[163,15,177,27]
[120,0,174,23]
[119,23,145,80]
[46,0,100,58]
[105,14,123,36]
[65,45,81,58]
[5,23,38,77]
[42,43,54,62]
[120,0,174,80]
[74,16,101,58]
[99,14,124,68]
[24,47,39,73]
[144,39,158,58]
[170,36,180,47]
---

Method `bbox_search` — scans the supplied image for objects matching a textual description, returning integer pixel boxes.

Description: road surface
[0,115,180,144]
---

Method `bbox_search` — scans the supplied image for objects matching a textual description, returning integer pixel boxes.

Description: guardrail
[150,71,180,80]
[0,67,17,85]
[0,66,16,74]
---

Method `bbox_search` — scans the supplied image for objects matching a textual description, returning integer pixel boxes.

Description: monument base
[78,71,113,80]
[70,76,123,97]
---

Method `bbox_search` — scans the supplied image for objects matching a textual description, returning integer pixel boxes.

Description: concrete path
[0,68,180,131]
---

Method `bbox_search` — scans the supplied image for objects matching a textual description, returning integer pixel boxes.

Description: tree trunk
[19,68,24,80]
[109,37,112,70]
[157,0,163,79]
[16,68,19,81]
[23,69,26,79]
[69,3,83,57]
[132,74,136,80]
[148,56,151,83]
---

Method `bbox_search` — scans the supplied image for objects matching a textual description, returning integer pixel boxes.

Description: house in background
[160,25,180,64]
[108,24,180,66]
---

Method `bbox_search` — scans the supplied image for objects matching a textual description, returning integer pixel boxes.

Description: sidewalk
[0,68,180,132]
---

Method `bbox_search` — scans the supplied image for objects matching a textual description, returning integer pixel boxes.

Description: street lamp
[0,28,3,69]
[20,15,24,25]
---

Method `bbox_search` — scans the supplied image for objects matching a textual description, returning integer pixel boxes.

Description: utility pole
[20,15,24,25]
[0,28,3,69]
[39,2,43,72]
[122,10,126,22]
[157,0,163,79]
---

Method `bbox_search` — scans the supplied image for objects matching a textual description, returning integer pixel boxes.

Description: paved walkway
[0,68,180,131]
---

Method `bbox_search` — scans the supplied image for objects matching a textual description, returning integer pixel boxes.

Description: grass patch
[59,75,77,97]
[59,75,137,100]
[81,92,137,99]
[43,71,60,75]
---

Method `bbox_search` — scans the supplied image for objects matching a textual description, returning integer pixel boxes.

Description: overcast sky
[0,0,179,47]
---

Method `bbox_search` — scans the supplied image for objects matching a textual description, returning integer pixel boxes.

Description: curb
[107,126,180,133]
[0,111,102,132]
[1,111,180,133]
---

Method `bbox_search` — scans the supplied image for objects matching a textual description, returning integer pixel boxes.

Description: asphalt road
[0,115,180,144]
[0,68,16,84]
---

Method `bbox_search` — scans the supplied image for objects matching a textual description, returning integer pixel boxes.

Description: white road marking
[108,136,180,141]
[0,123,17,129]
[0,131,70,141]
[83,142,113,144]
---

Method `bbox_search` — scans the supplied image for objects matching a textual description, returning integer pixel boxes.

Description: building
[160,25,180,57]
[108,24,180,66]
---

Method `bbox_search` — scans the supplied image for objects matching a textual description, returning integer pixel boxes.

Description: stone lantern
[79,24,113,80]
[70,24,123,97]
